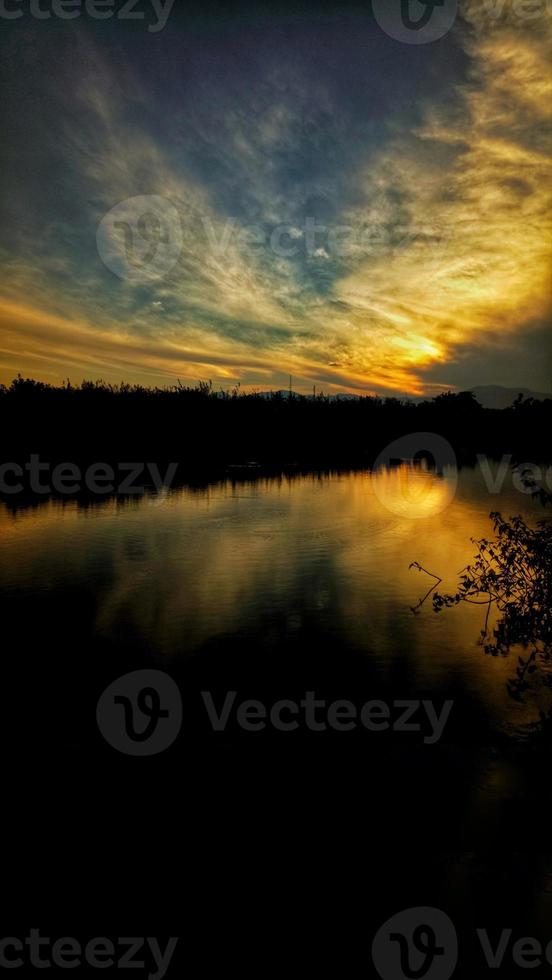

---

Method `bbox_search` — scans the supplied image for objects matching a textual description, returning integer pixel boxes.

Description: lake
[3,460,552,934]
[0,462,546,734]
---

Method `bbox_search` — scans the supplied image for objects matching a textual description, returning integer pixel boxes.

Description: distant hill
[256,389,359,401]
[254,385,551,408]
[470,385,551,409]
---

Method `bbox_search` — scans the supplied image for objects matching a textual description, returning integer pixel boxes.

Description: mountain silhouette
[470,385,551,409]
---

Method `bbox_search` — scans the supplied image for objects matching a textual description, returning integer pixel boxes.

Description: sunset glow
[1,0,550,396]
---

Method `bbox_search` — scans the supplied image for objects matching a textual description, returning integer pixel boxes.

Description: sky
[0,0,551,397]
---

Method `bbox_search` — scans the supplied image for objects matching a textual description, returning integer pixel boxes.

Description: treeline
[1,375,551,469]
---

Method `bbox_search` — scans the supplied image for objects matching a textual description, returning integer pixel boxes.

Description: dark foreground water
[2,464,552,969]
[0,464,548,725]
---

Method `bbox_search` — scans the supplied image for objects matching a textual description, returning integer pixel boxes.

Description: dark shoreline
[2,377,550,465]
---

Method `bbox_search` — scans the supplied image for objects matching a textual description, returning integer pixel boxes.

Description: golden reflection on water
[0,464,547,729]
[371,462,457,519]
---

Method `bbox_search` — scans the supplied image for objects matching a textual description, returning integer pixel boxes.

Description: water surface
[1,463,546,732]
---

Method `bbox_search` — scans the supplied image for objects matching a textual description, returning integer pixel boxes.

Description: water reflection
[371,461,457,518]
[4,462,552,936]
[0,464,546,731]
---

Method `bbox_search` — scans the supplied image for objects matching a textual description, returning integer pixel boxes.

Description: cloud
[322,3,552,392]
[0,7,550,395]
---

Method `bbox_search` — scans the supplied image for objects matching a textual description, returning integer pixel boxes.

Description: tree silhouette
[412,483,552,722]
